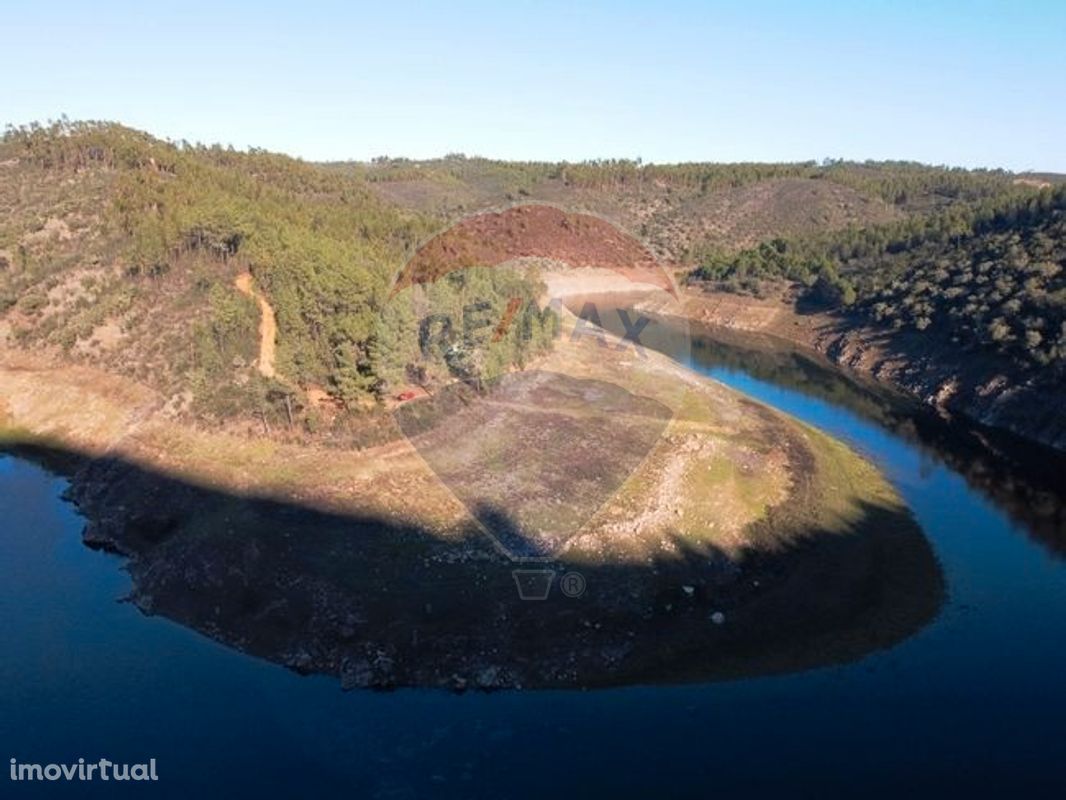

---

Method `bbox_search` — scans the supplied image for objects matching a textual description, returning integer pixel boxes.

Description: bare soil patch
[235,272,277,378]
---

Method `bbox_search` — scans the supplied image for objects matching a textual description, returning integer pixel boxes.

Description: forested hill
[0,121,444,435]
[692,187,1066,373]
[338,154,1028,259]
[0,119,1052,433]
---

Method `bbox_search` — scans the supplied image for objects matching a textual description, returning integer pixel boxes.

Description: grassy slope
[0,306,908,566]
[1,310,940,689]
[0,121,974,564]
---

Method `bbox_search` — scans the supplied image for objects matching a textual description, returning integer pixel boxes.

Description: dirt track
[235,272,277,378]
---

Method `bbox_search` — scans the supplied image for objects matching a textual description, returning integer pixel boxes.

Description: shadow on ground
[6,441,945,690]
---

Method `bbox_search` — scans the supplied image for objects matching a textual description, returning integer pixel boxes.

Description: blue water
[2,342,1065,797]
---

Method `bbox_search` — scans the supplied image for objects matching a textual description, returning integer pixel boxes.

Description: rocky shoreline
[50,445,943,691]
[672,287,1066,452]
[0,298,949,691]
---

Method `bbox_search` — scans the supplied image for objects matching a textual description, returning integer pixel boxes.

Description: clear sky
[3,0,1064,170]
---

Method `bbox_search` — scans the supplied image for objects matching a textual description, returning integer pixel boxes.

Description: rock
[284,648,314,673]
[475,665,501,688]
[338,611,363,639]
[340,657,373,689]
[710,611,726,625]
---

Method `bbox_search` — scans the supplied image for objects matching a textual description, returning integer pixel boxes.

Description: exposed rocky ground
[0,309,945,689]
[673,286,1066,452]
[61,453,942,690]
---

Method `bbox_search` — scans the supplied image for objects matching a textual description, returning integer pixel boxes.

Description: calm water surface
[1,323,1064,798]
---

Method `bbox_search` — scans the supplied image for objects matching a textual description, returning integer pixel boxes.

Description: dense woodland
[2,119,1062,431]
[691,187,1066,371]
[2,122,562,429]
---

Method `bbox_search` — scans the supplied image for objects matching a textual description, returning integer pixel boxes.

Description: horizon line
[3,116,1058,176]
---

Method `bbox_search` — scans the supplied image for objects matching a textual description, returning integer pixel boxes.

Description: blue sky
[3,0,1064,170]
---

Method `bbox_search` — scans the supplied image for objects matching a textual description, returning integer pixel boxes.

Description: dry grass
[0,296,907,568]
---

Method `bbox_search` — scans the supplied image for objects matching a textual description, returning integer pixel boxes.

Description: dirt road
[235,272,277,378]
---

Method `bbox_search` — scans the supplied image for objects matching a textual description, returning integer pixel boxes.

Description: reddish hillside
[395,204,674,294]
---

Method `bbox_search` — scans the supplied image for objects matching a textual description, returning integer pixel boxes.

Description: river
[1,317,1064,798]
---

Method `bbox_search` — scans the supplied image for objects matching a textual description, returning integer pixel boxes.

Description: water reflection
[1,439,943,690]
[573,294,1066,558]
[686,324,1066,557]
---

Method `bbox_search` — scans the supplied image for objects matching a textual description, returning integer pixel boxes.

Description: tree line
[1,121,552,428]
[691,187,1066,371]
